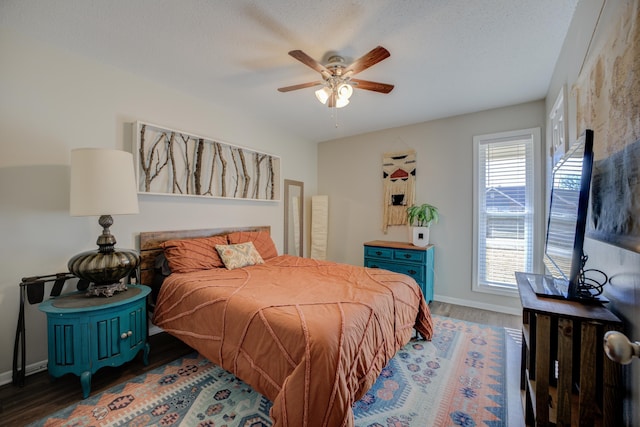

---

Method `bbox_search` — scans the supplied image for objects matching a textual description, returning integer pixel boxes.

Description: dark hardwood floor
[0,332,193,426]
[0,301,522,426]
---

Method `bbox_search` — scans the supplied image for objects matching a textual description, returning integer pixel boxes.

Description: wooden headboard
[138,225,271,295]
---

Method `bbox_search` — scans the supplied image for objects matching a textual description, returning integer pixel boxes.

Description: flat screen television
[529,129,596,300]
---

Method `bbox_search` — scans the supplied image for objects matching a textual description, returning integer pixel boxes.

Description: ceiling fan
[278,46,394,108]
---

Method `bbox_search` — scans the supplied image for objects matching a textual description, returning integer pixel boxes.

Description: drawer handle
[403,254,412,259]
[408,269,417,275]
[120,331,133,339]
[375,251,382,256]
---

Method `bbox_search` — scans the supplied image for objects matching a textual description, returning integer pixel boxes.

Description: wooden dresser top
[364,240,434,251]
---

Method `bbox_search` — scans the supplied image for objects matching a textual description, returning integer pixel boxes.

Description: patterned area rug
[31,315,519,427]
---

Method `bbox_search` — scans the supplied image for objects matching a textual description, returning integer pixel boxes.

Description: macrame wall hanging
[382,150,416,233]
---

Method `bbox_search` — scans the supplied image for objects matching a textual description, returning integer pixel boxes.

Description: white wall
[0,29,317,383]
[546,0,640,424]
[318,100,545,315]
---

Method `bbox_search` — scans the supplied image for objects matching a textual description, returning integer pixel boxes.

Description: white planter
[411,226,430,247]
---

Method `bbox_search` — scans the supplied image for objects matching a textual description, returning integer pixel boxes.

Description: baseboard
[0,359,48,387]
[433,294,522,316]
[149,324,164,336]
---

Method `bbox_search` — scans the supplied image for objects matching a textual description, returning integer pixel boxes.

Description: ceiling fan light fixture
[335,97,350,108]
[337,83,353,100]
[315,87,331,104]
[280,46,392,113]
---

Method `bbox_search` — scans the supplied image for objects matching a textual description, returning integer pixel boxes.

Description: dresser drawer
[363,241,434,304]
[365,260,425,284]
[393,249,425,263]
[364,246,393,259]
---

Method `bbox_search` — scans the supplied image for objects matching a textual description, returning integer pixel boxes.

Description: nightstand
[364,240,434,303]
[39,284,151,398]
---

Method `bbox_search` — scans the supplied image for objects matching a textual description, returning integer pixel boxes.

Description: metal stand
[12,273,82,386]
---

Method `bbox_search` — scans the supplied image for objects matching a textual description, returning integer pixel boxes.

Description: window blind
[477,136,534,288]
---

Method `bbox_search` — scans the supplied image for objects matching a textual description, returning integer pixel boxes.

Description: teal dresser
[364,240,434,303]
[39,284,150,398]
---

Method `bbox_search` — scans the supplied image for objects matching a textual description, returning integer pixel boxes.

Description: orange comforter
[153,255,433,427]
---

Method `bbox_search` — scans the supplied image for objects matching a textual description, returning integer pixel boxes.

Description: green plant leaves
[406,203,439,227]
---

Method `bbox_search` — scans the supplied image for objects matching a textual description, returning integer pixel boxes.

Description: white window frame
[472,127,543,297]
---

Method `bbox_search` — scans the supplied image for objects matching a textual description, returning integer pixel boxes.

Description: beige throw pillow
[215,242,265,270]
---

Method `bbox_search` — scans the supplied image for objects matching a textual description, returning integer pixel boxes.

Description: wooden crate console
[516,272,622,427]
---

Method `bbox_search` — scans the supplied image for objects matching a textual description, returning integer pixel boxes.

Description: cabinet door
[126,299,147,350]
[48,317,90,375]
[94,314,124,361]
[91,297,146,367]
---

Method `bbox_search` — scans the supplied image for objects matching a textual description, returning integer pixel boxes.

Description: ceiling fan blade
[351,79,394,93]
[344,46,390,76]
[288,50,332,78]
[277,81,324,92]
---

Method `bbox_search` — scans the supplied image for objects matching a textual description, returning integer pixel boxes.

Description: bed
[140,226,433,427]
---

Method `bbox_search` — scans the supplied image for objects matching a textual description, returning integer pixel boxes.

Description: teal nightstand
[39,284,150,398]
[364,240,434,303]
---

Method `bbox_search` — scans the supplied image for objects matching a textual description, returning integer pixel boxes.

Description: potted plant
[406,203,439,247]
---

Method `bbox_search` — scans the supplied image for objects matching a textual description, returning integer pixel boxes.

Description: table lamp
[68,148,140,297]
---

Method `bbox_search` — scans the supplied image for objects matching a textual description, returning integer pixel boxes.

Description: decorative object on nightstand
[364,240,434,303]
[406,203,438,247]
[39,284,151,399]
[67,148,140,297]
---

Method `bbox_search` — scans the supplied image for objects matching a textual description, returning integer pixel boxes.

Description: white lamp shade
[315,87,331,104]
[70,148,139,216]
[337,83,353,100]
[335,97,350,108]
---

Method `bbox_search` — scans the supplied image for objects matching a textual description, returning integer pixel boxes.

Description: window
[473,128,542,295]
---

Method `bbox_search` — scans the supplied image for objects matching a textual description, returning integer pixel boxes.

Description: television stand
[516,272,623,426]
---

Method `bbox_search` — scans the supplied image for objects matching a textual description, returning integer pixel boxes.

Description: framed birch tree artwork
[132,121,280,201]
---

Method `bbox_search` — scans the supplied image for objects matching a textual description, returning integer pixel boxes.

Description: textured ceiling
[1,0,579,143]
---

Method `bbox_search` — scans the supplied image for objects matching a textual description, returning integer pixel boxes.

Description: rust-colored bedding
[153,255,433,427]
